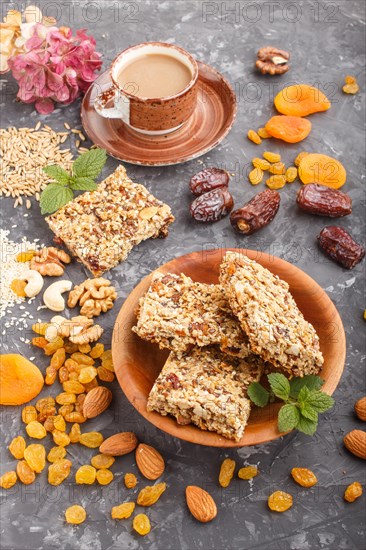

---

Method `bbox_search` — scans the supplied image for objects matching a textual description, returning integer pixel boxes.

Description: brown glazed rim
[109,42,199,102]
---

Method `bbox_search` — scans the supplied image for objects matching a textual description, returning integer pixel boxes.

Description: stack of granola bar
[133,252,324,441]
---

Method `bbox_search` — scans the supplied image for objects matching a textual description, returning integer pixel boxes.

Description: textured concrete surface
[0,1,365,549]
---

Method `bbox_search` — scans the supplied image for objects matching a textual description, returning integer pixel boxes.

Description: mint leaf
[305,391,334,413]
[278,404,300,432]
[297,385,311,406]
[290,375,324,398]
[72,148,107,180]
[69,177,98,191]
[268,373,290,401]
[43,165,70,185]
[40,183,73,214]
[299,402,318,422]
[297,414,318,436]
[248,382,270,407]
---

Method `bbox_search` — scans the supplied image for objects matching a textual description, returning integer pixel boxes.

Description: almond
[185,486,217,523]
[344,430,366,460]
[82,386,112,419]
[99,432,138,456]
[355,397,366,421]
[135,443,165,480]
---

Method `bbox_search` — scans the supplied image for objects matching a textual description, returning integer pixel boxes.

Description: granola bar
[219,252,324,377]
[147,347,264,441]
[132,271,250,357]
[46,165,174,276]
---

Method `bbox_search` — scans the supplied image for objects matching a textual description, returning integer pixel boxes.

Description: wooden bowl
[112,249,346,447]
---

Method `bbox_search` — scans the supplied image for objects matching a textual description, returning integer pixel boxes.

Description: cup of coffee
[94,42,199,135]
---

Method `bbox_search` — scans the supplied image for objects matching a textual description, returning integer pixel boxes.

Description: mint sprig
[248,373,334,436]
[40,148,107,214]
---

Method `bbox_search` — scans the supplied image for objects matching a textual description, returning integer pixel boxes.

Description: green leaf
[72,148,107,180]
[268,373,290,401]
[305,391,334,413]
[40,183,73,215]
[297,414,318,436]
[248,382,270,407]
[278,404,300,432]
[299,402,318,422]
[43,165,71,185]
[69,177,98,191]
[289,375,324,398]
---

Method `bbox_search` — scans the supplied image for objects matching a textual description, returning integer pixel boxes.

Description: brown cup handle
[94,86,129,120]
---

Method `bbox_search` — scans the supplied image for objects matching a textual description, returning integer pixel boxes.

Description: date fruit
[318,226,365,269]
[189,168,229,196]
[230,189,280,235]
[297,184,352,217]
[190,188,234,222]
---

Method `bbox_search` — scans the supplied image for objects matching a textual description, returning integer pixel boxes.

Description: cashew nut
[18,269,44,298]
[45,315,68,342]
[43,280,73,312]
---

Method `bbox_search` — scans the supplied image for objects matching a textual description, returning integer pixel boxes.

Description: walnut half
[57,315,103,344]
[30,247,71,276]
[68,278,117,318]
[256,46,290,75]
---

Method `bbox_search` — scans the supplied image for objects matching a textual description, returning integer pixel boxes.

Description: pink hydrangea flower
[8,23,102,113]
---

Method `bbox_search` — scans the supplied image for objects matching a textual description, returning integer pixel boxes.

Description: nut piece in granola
[219,252,324,377]
[147,347,264,441]
[30,247,71,276]
[68,278,117,318]
[132,272,250,357]
[46,165,175,276]
[256,46,290,75]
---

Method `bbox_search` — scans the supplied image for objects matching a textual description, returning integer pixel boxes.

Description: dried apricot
[124,473,138,489]
[0,470,17,489]
[238,465,258,480]
[344,482,363,502]
[265,115,312,143]
[285,166,298,183]
[90,343,104,358]
[247,129,262,144]
[0,354,44,405]
[263,151,281,163]
[137,482,167,506]
[79,431,103,448]
[26,421,47,439]
[274,84,331,116]
[47,446,67,463]
[252,157,270,170]
[111,502,135,519]
[96,469,114,485]
[24,444,46,473]
[266,175,286,190]
[291,467,317,487]
[133,513,151,536]
[9,436,26,459]
[65,505,86,525]
[17,460,36,484]
[10,279,27,297]
[248,168,263,185]
[76,465,96,484]
[91,454,115,469]
[78,367,98,384]
[53,430,70,447]
[268,162,286,175]
[268,491,293,512]
[298,153,346,189]
[257,127,271,139]
[294,151,309,166]
[48,459,72,486]
[219,458,236,488]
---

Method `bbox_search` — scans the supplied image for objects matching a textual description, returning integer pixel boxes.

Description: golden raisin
[16,250,36,262]
[294,151,309,167]
[69,423,81,443]
[247,129,262,144]
[0,471,17,489]
[75,465,96,484]
[64,341,79,354]
[133,513,151,536]
[45,366,57,385]
[78,367,98,384]
[285,166,298,183]
[48,459,72,486]
[71,352,95,365]
[44,337,64,356]
[343,77,359,94]
[58,404,74,417]
[32,337,48,349]
[58,367,69,383]
[63,380,85,394]
[32,322,50,336]
[24,444,46,473]
[65,505,86,525]
[263,151,281,163]
[10,279,27,297]
[268,491,293,512]
[268,162,286,175]
[37,405,56,423]
[124,473,138,489]
[56,392,77,405]
[291,467,317,487]
[91,454,115,469]
[43,416,56,432]
[65,411,86,424]
[83,378,99,392]
[252,157,270,170]
[79,432,104,448]
[50,348,66,370]
[97,366,115,382]
[36,396,57,412]
[9,436,26,459]
[96,469,114,485]
[111,502,135,520]
[344,482,363,502]
[17,460,36,484]
[257,127,271,139]
[101,350,114,372]
[53,415,66,432]
[238,465,258,480]
[78,343,91,354]
[248,168,264,185]
[22,405,38,424]
[90,343,105,359]
[137,482,167,506]
[219,458,236,488]
[26,421,47,439]
[53,430,70,447]
[47,446,67,463]
[266,175,286,190]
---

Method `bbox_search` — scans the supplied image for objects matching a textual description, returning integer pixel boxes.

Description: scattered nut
[56,315,103,344]
[355,397,366,421]
[185,486,217,523]
[18,269,44,297]
[43,280,73,312]
[30,247,71,276]
[256,46,290,75]
[344,430,366,460]
[68,278,117,318]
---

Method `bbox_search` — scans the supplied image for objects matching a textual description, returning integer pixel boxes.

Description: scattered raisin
[0,471,17,489]
[65,505,86,525]
[252,157,270,170]
[96,469,114,485]
[75,465,97,484]
[291,468,318,487]
[111,502,135,519]
[124,472,138,489]
[24,444,46,473]
[133,513,151,536]
[16,460,36,485]
[90,343,105,358]
[268,162,286,175]
[48,459,72,486]
[344,482,363,502]
[297,184,352,217]
[268,491,293,512]
[263,151,281,163]
[248,168,264,185]
[69,423,82,443]
[230,189,280,235]
[285,166,298,183]
[91,454,115,469]
[47,446,67,463]
[247,129,262,144]
[26,421,47,439]
[266,175,286,189]
[53,430,71,447]
[9,436,26,459]
[21,405,38,424]
[189,168,229,196]
[137,482,167,506]
[219,458,236,488]
[190,188,234,222]
[318,226,365,269]
[238,465,258,480]
[79,431,104,448]
[257,127,271,139]
[78,367,98,384]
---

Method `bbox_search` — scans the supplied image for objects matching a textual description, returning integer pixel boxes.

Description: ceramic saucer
[81,61,237,166]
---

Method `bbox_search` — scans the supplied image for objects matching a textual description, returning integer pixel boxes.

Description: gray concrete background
[0,1,365,549]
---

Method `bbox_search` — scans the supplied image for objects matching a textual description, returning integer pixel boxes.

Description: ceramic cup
[94,42,199,135]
